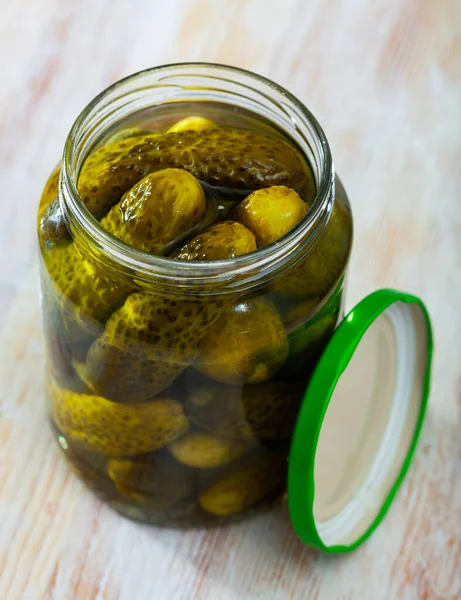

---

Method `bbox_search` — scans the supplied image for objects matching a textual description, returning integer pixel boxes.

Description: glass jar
[37,64,353,526]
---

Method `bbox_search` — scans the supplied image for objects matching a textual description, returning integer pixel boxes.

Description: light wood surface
[1,1,460,598]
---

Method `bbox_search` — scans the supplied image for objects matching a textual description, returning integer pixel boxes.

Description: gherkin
[197,298,289,385]
[174,221,257,261]
[199,450,286,517]
[234,185,308,247]
[43,243,131,325]
[78,127,311,218]
[101,169,207,254]
[38,166,71,247]
[273,198,353,299]
[51,383,189,456]
[187,379,304,441]
[167,116,216,133]
[168,430,252,468]
[83,291,224,403]
[107,453,195,508]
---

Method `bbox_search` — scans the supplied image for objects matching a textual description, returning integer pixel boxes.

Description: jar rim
[61,62,334,291]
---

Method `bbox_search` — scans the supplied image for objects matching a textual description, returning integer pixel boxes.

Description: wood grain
[1,0,460,598]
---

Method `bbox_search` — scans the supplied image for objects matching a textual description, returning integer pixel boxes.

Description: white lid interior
[313,301,428,547]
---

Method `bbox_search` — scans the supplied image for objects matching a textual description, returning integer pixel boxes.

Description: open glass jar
[37,64,354,527]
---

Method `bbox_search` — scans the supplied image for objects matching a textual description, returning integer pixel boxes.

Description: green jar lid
[288,289,433,553]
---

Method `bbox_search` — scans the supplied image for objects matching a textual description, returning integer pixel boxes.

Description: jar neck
[60,63,335,295]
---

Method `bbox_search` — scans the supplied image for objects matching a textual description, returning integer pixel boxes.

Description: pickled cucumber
[273,198,352,298]
[234,185,308,247]
[51,383,189,455]
[41,244,124,364]
[187,380,303,441]
[44,243,130,326]
[168,116,216,133]
[38,166,71,247]
[282,296,321,332]
[168,430,251,468]
[39,199,71,247]
[174,221,257,261]
[107,453,195,508]
[84,291,223,403]
[289,312,338,358]
[197,298,288,385]
[101,169,207,254]
[199,451,286,517]
[78,127,310,218]
[280,290,341,377]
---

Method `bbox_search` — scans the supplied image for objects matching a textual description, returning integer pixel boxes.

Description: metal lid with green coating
[288,289,433,553]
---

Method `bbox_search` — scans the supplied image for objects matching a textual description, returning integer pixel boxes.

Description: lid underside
[313,301,429,547]
[288,290,432,553]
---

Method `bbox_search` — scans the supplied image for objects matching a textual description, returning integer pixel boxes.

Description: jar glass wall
[37,64,353,526]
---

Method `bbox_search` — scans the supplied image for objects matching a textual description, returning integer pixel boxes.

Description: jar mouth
[61,62,334,292]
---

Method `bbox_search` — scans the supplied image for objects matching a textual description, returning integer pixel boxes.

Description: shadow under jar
[37,64,353,527]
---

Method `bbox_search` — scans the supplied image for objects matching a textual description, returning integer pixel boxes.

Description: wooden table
[1,1,460,598]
